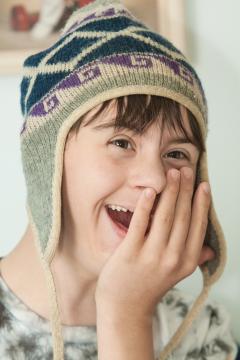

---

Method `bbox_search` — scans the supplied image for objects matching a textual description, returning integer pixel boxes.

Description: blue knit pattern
[20,0,206,118]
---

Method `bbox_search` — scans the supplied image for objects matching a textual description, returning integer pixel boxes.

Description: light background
[178,0,240,343]
[0,0,239,343]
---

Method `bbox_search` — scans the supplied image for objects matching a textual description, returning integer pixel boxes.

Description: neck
[0,223,97,326]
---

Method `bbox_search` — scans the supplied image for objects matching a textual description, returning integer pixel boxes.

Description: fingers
[185,182,212,265]
[124,187,157,253]
[143,169,181,251]
[122,164,212,272]
[142,166,212,273]
[167,167,194,252]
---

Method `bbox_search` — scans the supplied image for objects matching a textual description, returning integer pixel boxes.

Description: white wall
[0,0,239,344]
[0,75,27,255]
[178,0,240,343]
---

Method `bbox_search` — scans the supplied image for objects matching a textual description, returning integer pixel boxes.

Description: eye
[165,150,189,160]
[110,138,133,150]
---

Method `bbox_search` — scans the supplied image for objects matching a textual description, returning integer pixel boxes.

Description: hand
[95,167,215,320]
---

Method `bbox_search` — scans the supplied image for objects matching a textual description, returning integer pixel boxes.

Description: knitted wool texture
[19,0,227,358]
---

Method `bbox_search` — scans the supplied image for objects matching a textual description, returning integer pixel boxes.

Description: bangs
[70,94,206,154]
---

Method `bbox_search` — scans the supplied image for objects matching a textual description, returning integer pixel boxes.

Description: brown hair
[69,94,205,156]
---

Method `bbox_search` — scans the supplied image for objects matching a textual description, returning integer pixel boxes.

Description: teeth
[107,204,129,212]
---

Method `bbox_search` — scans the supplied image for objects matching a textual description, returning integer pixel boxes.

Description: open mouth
[105,206,152,238]
[105,206,129,237]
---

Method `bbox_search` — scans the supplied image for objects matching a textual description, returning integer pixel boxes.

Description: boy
[0,0,238,358]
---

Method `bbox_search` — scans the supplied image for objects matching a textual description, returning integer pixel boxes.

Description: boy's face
[60,99,200,276]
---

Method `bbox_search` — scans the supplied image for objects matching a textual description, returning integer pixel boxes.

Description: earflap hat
[20,0,226,358]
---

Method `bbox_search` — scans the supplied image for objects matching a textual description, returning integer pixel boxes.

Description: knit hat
[19,0,226,358]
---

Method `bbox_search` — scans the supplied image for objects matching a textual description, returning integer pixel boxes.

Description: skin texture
[95,167,212,318]
[0,98,214,329]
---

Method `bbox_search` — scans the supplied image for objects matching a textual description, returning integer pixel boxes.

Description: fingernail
[145,188,155,199]
[203,182,210,194]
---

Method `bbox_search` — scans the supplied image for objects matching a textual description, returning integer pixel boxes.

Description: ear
[198,245,215,266]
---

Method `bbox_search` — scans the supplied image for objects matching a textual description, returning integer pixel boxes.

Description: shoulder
[154,287,238,359]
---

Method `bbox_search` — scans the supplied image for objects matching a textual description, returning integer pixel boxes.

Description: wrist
[96,305,154,360]
[96,301,153,328]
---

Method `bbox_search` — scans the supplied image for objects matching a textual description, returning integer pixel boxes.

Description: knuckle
[178,209,191,225]
[165,253,180,270]
[160,213,173,226]
[141,253,159,268]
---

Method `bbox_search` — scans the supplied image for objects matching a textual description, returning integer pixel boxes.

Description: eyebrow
[92,121,121,132]
[168,137,197,146]
[92,122,198,149]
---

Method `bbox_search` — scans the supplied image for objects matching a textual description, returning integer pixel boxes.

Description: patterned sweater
[0,272,237,360]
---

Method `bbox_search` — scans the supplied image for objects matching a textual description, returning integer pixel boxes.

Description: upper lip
[106,204,135,213]
[106,196,159,216]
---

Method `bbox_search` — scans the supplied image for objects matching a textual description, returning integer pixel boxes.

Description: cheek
[86,154,127,193]
[86,148,128,178]
[64,151,128,209]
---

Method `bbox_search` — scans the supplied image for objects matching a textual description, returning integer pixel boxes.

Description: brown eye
[166,151,188,160]
[110,139,132,150]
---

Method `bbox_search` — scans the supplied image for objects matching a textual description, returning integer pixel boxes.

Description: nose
[130,157,168,196]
